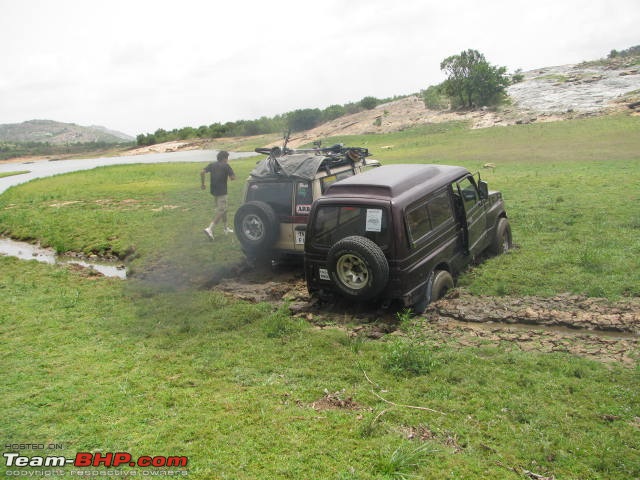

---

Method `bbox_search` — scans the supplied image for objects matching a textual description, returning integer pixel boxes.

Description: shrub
[422,84,448,110]
[359,96,379,110]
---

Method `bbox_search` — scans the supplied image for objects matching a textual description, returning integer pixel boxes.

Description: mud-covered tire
[430,270,454,302]
[412,269,454,313]
[489,217,512,255]
[327,236,389,301]
[234,201,278,254]
[411,285,430,315]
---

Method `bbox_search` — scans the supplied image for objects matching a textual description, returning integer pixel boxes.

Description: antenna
[282,129,291,153]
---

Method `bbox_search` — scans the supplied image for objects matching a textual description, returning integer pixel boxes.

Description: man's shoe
[203,228,214,240]
[224,227,234,234]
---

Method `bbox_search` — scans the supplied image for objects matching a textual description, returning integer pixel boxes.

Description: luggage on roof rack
[250,144,372,180]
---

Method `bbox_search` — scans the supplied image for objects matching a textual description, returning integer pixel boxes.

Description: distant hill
[0,120,134,144]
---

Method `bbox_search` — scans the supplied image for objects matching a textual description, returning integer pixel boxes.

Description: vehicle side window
[295,182,313,215]
[406,191,453,244]
[406,205,431,241]
[320,169,356,193]
[457,176,480,212]
[246,182,294,215]
[429,191,452,228]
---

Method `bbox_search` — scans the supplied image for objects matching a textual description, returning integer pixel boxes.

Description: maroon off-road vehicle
[304,164,511,312]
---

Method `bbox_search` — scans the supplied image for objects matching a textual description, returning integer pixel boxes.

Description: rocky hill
[124,52,640,157]
[0,119,133,144]
[281,56,640,148]
[8,51,637,158]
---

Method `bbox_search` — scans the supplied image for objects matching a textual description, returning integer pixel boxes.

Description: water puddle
[0,237,126,279]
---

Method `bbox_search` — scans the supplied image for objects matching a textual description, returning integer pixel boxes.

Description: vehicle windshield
[311,205,390,248]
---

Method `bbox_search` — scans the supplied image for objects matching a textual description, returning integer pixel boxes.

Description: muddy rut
[210,264,639,365]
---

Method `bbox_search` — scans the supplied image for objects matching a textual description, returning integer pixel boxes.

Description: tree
[286,108,322,132]
[359,96,379,110]
[440,49,509,108]
[421,85,448,110]
[322,104,347,122]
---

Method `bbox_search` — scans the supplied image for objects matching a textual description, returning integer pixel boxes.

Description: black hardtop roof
[323,164,469,200]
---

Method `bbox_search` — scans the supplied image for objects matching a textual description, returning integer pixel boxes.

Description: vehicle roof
[322,164,469,202]
[249,150,377,181]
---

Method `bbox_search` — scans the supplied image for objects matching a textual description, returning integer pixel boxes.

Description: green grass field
[1,114,639,479]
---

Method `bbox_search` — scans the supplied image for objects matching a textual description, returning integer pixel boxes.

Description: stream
[0,149,255,277]
[0,237,127,279]
[0,149,254,194]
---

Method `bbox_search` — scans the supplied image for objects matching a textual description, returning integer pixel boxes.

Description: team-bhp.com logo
[4,451,188,468]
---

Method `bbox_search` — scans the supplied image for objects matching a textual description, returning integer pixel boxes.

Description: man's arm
[200,169,207,189]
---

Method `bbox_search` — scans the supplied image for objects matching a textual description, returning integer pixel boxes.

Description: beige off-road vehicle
[234,144,380,265]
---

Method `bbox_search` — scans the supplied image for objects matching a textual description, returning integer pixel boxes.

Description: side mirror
[478,180,489,199]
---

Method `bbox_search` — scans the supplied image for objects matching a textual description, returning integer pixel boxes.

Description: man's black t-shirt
[204,161,235,196]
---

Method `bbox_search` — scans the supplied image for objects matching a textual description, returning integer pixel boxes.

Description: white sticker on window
[365,209,382,232]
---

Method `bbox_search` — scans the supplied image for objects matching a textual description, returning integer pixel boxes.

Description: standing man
[201,150,236,240]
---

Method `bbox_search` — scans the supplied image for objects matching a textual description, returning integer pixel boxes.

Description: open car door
[455,175,488,256]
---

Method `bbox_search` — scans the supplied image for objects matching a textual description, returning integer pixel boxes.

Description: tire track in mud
[425,293,639,365]
[432,293,640,334]
[209,265,640,365]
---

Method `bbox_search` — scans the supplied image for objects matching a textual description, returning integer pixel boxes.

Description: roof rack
[250,144,374,180]
[254,144,370,159]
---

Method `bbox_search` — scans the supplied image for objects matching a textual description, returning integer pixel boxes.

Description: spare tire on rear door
[327,236,389,301]
[234,201,278,254]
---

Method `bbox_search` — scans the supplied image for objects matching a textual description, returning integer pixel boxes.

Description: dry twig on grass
[362,368,446,415]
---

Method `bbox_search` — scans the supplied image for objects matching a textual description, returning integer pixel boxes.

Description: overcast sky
[1,0,638,136]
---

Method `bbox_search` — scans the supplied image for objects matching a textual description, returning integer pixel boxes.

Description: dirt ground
[210,264,640,366]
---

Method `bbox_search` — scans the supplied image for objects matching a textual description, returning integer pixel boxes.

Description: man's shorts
[215,195,228,215]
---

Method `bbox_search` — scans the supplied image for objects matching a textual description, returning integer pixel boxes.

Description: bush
[286,108,323,132]
[510,69,525,84]
[608,45,640,58]
[422,85,448,110]
[322,104,347,122]
[359,96,379,110]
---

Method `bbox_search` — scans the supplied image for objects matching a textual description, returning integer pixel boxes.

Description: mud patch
[212,266,309,304]
[310,390,364,411]
[431,293,640,334]
[207,265,639,365]
[423,315,639,365]
[421,293,639,365]
[210,263,392,322]
[399,425,464,453]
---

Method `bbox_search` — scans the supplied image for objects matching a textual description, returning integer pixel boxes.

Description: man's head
[217,150,229,162]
